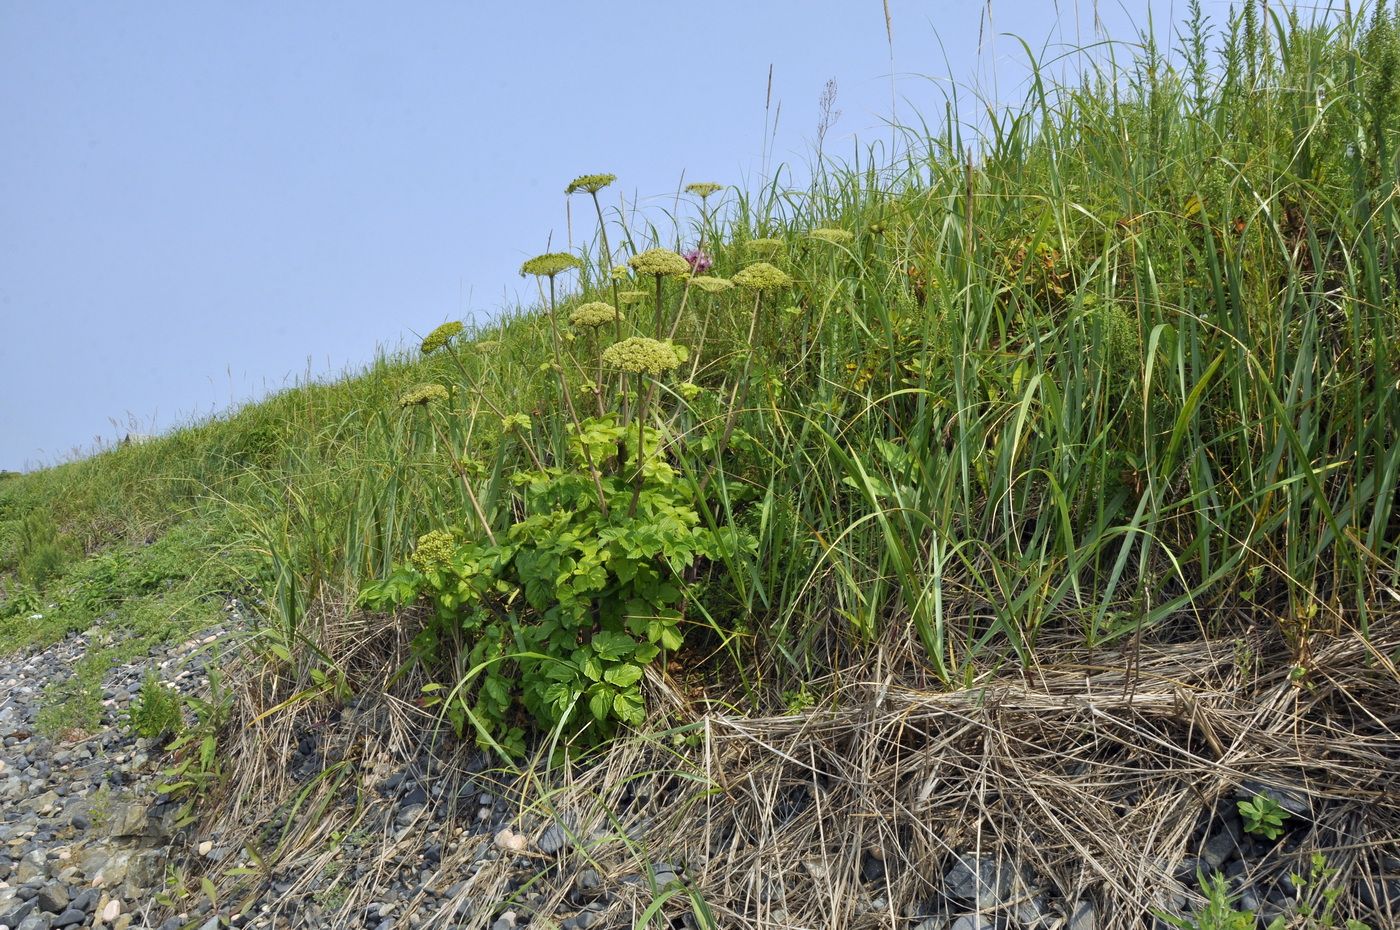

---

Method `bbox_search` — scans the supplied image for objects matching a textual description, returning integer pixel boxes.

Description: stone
[537,824,569,855]
[16,914,52,930]
[99,898,122,923]
[1200,830,1236,870]
[50,909,85,929]
[122,849,164,891]
[1068,900,1097,930]
[943,853,1014,906]
[35,885,68,914]
[950,916,993,930]
[912,920,948,930]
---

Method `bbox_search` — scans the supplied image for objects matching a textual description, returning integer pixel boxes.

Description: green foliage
[1238,793,1291,840]
[363,415,747,755]
[156,672,231,825]
[125,672,184,742]
[1162,871,1256,930]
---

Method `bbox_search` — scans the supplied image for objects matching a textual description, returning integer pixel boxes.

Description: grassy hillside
[1,5,1398,913]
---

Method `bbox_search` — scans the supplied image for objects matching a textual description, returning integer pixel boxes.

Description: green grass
[2,1,1397,747]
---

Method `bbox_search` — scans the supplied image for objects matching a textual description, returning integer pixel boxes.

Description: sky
[0,0,1180,471]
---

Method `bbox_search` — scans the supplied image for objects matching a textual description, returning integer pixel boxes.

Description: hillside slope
[2,4,1398,929]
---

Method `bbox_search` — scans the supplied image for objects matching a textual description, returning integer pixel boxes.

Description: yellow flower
[568,301,622,328]
[685,182,723,199]
[744,237,784,256]
[420,321,464,355]
[808,228,854,245]
[398,384,450,408]
[629,248,691,278]
[566,173,616,195]
[410,530,456,573]
[601,337,684,375]
[733,262,792,290]
[520,252,583,278]
[689,276,734,294]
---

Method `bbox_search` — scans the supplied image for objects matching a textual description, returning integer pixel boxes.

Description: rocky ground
[2,618,1396,930]
[0,622,224,930]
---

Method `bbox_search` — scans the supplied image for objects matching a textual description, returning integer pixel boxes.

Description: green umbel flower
[808,228,854,245]
[685,182,723,199]
[568,301,621,328]
[409,530,456,573]
[677,381,703,400]
[398,383,450,408]
[566,173,616,195]
[733,262,792,290]
[501,413,533,433]
[616,290,649,305]
[520,252,583,278]
[610,264,631,282]
[601,337,684,375]
[689,276,734,294]
[744,237,784,255]
[628,248,691,278]
[420,321,464,355]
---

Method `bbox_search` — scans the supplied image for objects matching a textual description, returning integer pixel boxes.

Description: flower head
[677,381,703,400]
[733,262,792,291]
[689,276,734,294]
[610,264,631,282]
[565,173,616,195]
[568,301,621,329]
[420,321,464,355]
[685,182,724,200]
[683,248,714,274]
[628,248,691,278]
[601,337,684,375]
[808,228,854,245]
[744,237,784,256]
[410,530,456,574]
[501,413,533,433]
[616,289,649,305]
[520,252,583,278]
[398,383,450,409]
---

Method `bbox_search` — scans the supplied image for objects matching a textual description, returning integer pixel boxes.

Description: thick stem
[545,275,610,518]
[698,291,762,495]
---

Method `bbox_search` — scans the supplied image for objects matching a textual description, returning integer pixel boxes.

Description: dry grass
[180,617,1398,930]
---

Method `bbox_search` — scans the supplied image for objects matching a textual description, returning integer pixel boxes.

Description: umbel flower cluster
[629,248,691,278]
[420,321,464,355]
[808,228,854,245]
[685,182,723,199]
[601,337,684,375]
[733,262,792,290]
[398,383,450,408]
[409,529,456,573]
[565,173,616,195]
[520,253,583,278]
[568,301,621,329]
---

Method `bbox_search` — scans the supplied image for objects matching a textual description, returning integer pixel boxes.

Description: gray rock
[950,916,993,930]
[944,852,1014,906]
[15,850,47,884]
[1069,900,1097,930]
[912,919,948,930]
[49,909,84,929]
[35,885,68,915]
[197,916,222,930]
[17,914,52,930]
[537,824,570,855]
[1201,831,1235,870]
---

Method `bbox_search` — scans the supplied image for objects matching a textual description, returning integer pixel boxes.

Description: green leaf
[604,663,643,688]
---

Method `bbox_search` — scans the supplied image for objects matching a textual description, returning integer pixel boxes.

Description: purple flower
[683,248,713,274]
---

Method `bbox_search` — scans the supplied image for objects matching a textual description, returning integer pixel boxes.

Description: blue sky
[0,1,1175,470]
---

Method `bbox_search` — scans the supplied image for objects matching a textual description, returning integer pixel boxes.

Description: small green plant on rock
[1238,792,1291,840]
[125,672,184,742]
